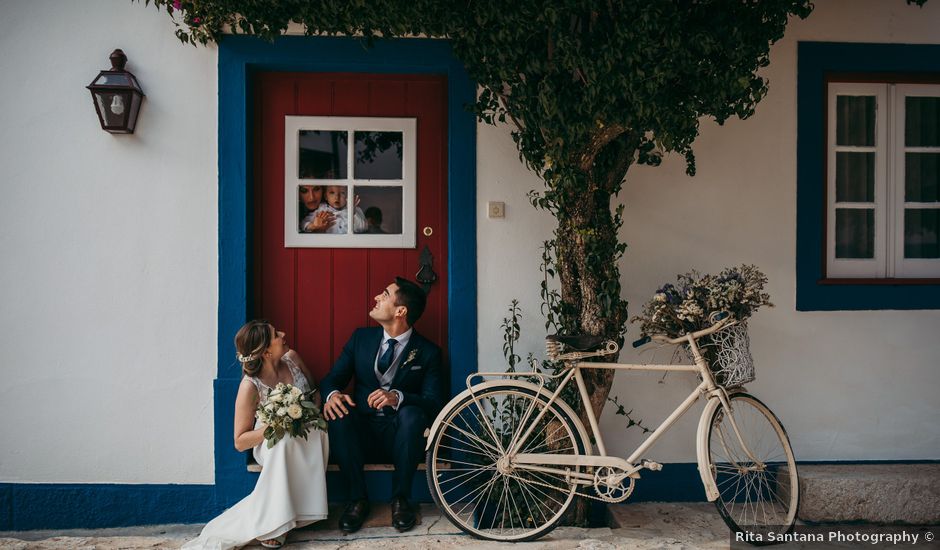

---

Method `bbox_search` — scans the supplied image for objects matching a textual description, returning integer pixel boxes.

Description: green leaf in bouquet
[301,400,316,409]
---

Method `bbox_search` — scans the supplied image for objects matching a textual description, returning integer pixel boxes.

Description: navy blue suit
[320,327,444,500]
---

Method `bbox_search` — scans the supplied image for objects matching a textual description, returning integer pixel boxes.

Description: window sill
[819,278,940,285]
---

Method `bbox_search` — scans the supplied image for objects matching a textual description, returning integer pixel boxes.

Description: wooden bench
[247,462,449,473]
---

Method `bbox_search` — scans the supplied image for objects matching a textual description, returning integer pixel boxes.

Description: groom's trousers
[328,405,429,501]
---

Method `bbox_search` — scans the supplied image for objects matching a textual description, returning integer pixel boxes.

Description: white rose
[277,407,288,417]
[290,386,302,399]
[269,393,283,403]
[287,404,303,419]
[264,403,275,412]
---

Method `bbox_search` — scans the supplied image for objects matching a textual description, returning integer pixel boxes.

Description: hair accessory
[236,352,260,363]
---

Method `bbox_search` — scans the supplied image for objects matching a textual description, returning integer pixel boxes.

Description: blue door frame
[215,36,478,507]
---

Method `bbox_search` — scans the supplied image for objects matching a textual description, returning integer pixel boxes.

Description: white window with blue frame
[827,82,940,279]
[796,42,940,311]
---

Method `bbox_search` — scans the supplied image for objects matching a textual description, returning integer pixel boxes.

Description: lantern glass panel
[92,73,133,87]
[126,92,142,132]
[94,90,131,130]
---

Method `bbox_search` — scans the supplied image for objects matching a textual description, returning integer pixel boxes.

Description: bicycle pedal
[641,459,662,471]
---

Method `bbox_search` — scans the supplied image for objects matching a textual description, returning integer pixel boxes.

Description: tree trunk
[551,170,630,526]
[555,179,624,421]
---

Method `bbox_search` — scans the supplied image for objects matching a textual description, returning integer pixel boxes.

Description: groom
[320,277,444,533]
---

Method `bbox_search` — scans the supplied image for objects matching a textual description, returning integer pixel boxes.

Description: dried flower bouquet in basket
[631,265,773,384]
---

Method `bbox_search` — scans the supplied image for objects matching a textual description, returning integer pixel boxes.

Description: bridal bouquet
[632,264,773,339]
[256,383,327,448]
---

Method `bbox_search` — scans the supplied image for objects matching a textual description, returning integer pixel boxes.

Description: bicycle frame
[459,321,761,499]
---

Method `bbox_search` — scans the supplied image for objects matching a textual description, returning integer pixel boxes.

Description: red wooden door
[252,73,448,381]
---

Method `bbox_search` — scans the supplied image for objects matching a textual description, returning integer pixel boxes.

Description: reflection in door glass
[299,185,365,235]
[299,130,348,179]
[354,131,403,179]
[355,186,403,234]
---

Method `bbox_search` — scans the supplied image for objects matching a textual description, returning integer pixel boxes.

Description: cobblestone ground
[0,502,733,550]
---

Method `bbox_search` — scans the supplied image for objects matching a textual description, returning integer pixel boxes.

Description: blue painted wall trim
[0,484,217,531]
[216,36,478,507]
[796,41,940,311]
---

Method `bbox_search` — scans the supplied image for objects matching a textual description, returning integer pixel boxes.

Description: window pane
[906,153,940,202]
[904,209,940,259]
[835,209,875,259]
[836,96,875,146]
[354,186,403,234]
[299,130,348,179]
[835,152,875,202]
[906,97,940,147]
[354,131,403,179]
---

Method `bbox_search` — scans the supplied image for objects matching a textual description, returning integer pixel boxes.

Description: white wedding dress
[183,356,329,550]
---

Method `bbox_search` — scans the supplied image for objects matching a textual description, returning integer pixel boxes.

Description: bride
[184,320,329,549]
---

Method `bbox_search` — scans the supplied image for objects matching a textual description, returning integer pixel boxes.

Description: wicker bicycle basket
[698,321,755,387]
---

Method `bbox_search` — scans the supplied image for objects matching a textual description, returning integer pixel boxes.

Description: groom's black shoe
[339,499,370,533]
[391,496,417,532]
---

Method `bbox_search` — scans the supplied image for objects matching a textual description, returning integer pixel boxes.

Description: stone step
[793,464,940,524]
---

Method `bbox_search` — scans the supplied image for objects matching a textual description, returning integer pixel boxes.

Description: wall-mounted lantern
[87,49,145,134]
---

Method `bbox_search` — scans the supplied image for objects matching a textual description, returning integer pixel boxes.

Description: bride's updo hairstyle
[235,320,272,377]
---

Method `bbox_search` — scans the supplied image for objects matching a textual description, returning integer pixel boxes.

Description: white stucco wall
[0,1,218,483]
[0,0,937,487]
[477,0,940,463]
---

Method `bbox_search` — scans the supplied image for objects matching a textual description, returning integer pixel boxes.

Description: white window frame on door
[826,82,940,279]
[283,116,417,248]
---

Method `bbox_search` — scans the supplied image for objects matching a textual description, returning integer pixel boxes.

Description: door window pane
[299,130,348,179]
[298,185,361,235]
[354,131,403,179]
[904,209,940,259]
[835,152,875,202]
[905,97,940,147]
[354,186,403,234]
[836,96,876,146]
[835,209,875,259]
[906,153,940,202]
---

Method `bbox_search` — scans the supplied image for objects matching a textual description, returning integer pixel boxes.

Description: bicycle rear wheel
[705,393,799,542]
[426,384,585,542]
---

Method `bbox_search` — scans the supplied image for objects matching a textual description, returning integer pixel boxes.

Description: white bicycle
[425,314,799,543]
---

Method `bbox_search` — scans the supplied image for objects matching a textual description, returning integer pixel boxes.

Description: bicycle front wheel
[426,384,585,542]
[705,393,799,541]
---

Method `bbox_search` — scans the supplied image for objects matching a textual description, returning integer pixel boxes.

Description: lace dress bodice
[244,354,313,402]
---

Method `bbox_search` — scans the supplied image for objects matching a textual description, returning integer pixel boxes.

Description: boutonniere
[403,349,418,366]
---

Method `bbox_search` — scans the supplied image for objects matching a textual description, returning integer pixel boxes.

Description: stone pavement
[0,502,733,549]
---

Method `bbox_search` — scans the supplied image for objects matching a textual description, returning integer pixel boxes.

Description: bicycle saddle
[546,334,608,352]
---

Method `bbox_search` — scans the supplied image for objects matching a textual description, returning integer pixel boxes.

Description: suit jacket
[320,327,444,419]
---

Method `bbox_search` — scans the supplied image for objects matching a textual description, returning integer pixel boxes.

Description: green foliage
[606,395,652,435]
[500,299,522,372]
[142,0,814,179]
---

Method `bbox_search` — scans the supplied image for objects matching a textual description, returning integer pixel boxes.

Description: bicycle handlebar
[634,313,735,348]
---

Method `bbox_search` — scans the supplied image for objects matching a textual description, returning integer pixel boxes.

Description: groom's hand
[367,389,399,410]
[324,392,356,420]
